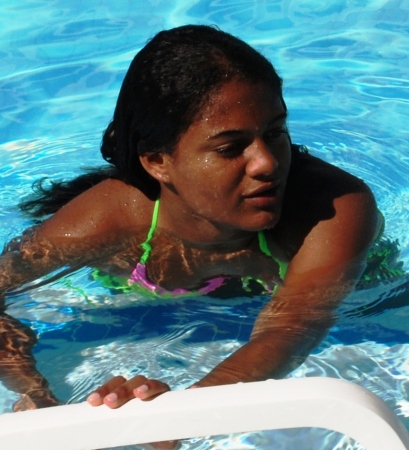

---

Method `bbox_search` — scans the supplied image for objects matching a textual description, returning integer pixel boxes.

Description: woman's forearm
[0,313,59,410]
[195,322,329,387]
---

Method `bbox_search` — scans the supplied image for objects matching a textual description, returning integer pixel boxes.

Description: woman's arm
[0,196,111,409]
[0,179,147,409]
[197,186,380,386]
[0,312,59,410]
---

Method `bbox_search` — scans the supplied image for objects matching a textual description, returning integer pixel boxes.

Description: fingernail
[87,392,101,403]
[135,384,149,395]
[105,393,118,403]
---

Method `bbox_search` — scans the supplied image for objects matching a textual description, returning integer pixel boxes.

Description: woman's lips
[243,184,281,208]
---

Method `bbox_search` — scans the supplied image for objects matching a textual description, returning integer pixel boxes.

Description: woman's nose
[245,139,278,179]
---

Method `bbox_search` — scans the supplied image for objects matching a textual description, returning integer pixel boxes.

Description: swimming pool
[1,0,408,448]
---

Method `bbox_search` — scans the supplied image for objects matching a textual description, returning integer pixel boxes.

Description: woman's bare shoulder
[36,178,154,241]
[275,154,378,257]
[291,154,369,191]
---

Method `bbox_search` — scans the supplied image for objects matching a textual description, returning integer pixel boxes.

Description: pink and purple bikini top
[128,199,288,298]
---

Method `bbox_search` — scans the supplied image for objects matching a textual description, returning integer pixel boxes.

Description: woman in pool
[0,25,380,411]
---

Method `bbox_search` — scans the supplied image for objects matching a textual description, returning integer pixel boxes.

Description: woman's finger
[87,375,128,406]
[102,375,150,408]
[133,379,170,401]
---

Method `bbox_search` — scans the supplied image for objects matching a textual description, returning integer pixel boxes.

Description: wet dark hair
[20,24,303,218]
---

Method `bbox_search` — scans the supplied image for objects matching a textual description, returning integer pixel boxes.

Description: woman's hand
[87,375,170,409]
[87,377,176,449]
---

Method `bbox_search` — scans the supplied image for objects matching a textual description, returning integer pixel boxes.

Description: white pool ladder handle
[1,377,408,450]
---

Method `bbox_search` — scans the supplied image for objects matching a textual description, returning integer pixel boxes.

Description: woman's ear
[139,152,172,183]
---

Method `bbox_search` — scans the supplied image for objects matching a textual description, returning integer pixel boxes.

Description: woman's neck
[156,194,256,252]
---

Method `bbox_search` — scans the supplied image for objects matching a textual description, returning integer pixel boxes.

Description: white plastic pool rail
[1,377,409,450]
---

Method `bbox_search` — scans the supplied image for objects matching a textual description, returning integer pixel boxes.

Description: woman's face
[160,80,292,238]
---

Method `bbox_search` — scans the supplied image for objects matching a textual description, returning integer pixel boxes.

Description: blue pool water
[1,1,409,448]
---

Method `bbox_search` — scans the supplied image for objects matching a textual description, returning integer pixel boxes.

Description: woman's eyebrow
[207,129,248,141]
[207,111,288,141]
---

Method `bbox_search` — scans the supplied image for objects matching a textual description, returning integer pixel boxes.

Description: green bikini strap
[140,198,160,265]
[258,230,288,280]
[140,204,287,280]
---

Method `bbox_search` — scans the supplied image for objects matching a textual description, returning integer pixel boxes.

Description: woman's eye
[216,142,245,159]
[215,128,288,159]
